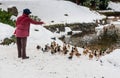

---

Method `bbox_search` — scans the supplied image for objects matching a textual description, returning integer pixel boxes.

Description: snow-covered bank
[108,1,120,12]
[101,49,120,68]
[28,24,63,47]
[0,0,105,24]
[0,23,14,42]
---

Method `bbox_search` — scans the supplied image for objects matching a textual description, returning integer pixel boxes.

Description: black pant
[16,37,27,58]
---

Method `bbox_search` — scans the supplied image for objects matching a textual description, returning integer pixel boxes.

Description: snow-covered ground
[0,0,120,78]
[0,0,105,24]
[108,1,120,12]
[0,23,14,41]
[0,22,120,78]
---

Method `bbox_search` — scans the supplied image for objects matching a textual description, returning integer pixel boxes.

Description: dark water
[63,33,120,50]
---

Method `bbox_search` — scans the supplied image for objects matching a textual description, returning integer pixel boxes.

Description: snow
[0,23,14,42]
[108,1,120,12]
[111,21,120,25]
[0,0,120,78]
[101,49,120,68]
[0,0,105,24]
[28,24,63,46]
[0,42,120,78]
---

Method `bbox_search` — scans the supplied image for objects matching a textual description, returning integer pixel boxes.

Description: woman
[14,8,44,59]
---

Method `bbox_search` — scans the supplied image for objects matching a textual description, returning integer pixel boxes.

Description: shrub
[0,35,16,45]
[67,0,110,10]
[29,15,41,22]
[110,0,120,2]
[0,8,15,27]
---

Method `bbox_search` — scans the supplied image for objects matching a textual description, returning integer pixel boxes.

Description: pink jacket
[14,14,44,37]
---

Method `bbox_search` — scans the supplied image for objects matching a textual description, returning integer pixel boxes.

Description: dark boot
[16,37,22,58]
[22,56,29,59]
